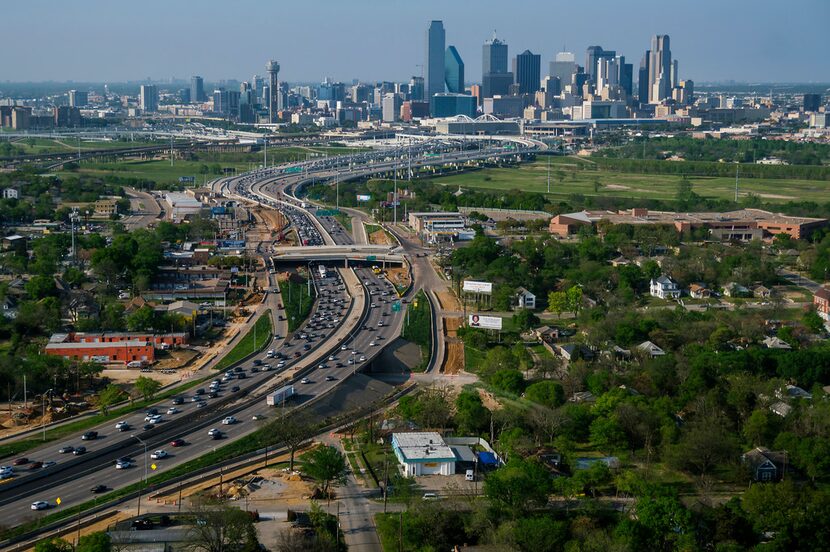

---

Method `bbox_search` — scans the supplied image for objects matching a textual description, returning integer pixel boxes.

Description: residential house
[609,255,630,267]
[0,296,17,319]
[753,285,772,299]
[557,343,594,362]
[515,287,536,310]
[762,336,792,350]
[637,340,666,357]
[570,391,596,404]
[688,283,711,299]
[2,188,19,199]
[649,275,680,299]
[770,401,793,417]
[778,384,812,400]
[742,447,788,482]
[723,282,750,297]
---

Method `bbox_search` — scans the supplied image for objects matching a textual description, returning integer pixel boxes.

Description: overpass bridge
[271,244,405,267]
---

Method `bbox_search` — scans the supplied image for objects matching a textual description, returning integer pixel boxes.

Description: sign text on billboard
[468,314,502,330]
[463,280,493,294]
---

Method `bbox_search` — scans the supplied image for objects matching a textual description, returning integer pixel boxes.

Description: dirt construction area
[442,316,465,375]
[368,229,393,245]
[436,289,462,311]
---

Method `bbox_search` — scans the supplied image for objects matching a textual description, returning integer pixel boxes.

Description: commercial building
[165,192,204,222]
[814,287,830,327]
[68,90,88,107]
[430,93,476,118]
[549,208,827,240]
[44,332,187,364]
[191,75,206,103]
[482,34,511,98]
[433,114,520,135]
[444,46,465,94]
[513,50,541,95]
[54,106,81,127]
[425,21,446,101]
[382,93,402,123]
[647,35,672,103]
[803,93,822,112]
[408,211,471,242]
[483,95,525,118]
[392,432,456,477]
[549,51,576,88]
[139,84,159,112]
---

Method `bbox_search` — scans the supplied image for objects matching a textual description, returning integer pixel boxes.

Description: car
[195,388,205,395]
[170,438,186,447]
[196,401,207,409]
[209,391,219,398]
[300,378,311,384]
[31,501,49,511]
[211,431,223,440]
[207,428,221,437]
[131,518,154,530]
[73,446,87,455]
[303,344,311,351]
[328,355,336,361]
[251,367,260,373]
[0,466,13,479]
[172,396,184,405]
[146,408,159,416]
[12,457,29,466]
[252,414,264,421]
[231,385,240,392]
[143,423,155,431]
[325,375,335,381]
[42,461,56,468]
[90,484,108,494]
[222,416,237,425]
[115,459,132,469]
[370,341,376,347]
[422,493,439,501]
[81,431,98,441]
[167,407,179,415]
[191,395,201,402]
[115,421,129,430]
[341,344,347,351]
[144,414,162,423]
[150,450,168,460]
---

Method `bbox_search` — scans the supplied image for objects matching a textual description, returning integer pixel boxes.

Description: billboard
[356,194,371,202]
[463,280,493,294]
[469,314,502,330]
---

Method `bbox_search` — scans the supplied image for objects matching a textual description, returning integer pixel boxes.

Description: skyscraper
[804,93,822,112]
[482,34,511,98]
[382,93,402,122]
[513,50,541,95]
[191,76,205,103]
[549,52,576,88]
[619,57,634,98]
[638,51,650,104]
[426,21,446,101]
[139,84,158,112]
[266,60,280,122]
[585,46,616,83]
[68,90,88,107]
[444,46,465,94]
[409,77,425,102]
[648,35,672,103]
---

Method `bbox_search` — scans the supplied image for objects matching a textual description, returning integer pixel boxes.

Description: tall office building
[444,46,465,94]
[213,89,240,117]
[648,35,672,103]
[513,50,541,95]
[804,93,822,112]
[596,56,618,91]
[425,21,446,101]
[619,57,633,98]
[638,51,650,104]
[266,60,280,122]
[382,93,402,122]
[482,34,511,98]
[191,76,205,103]
[549,52,576,88]
[409,77,425,102]
[139,84,158,112]
[585,46,615,81]
[68,90,88,107]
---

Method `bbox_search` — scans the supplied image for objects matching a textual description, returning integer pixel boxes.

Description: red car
[29,461,43,470]
[169,439,186,447]
[12,458,29,466]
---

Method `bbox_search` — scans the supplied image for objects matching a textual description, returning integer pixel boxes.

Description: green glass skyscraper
[444,46,465,94]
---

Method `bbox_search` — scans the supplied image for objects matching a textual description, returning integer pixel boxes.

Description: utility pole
[263,137,267,168]
[170,134,173,166]
[546,155,551,194]
[735,163,739,202]
[393,163,397,225]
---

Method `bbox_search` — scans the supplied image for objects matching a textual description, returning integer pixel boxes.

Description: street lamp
[132,435,149,517]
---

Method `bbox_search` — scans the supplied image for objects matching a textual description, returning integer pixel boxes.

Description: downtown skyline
[2,0,829,84]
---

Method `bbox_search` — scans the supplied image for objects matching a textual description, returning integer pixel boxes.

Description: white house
[637,340,666,357]
[650,276,680,300]
[515,287,536,310]
[2,188,19,200]
[392,432,456,477]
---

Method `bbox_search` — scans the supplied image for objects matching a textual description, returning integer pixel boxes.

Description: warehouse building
[392,432,456,477]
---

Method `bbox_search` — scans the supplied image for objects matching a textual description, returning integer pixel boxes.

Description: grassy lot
[402,290,432,372]
[430,157,830,204]
[334,212,353,234]
[283,276,315,333]
[5,137,164,156]
[60,159,252,187]
[214,312,273,371]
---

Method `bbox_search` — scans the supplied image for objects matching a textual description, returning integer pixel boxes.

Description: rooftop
[392,432,456,462]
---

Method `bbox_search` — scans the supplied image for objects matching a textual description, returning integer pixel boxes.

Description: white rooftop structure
[392,432,457,477]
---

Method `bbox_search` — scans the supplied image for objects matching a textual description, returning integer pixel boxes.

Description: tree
[483,458,552,518]
[186,497,259,552]
[34,539,73,552]
[524,381,565,409]
[488,369,525,395]
[76,532,112,552]
[512,309,540,331]
[547,291,569,318]
[300,445,348,500]
[566,286,583,315]
[455,390,489,435]
[265,415,314,471]
[803,309,825,334]
[134,376,161,401]
[97,384,124,415]
[126,305,156,332]
[667,414,739,476]
[589,417,628,455]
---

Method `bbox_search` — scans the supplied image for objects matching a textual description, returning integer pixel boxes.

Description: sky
[3,0,829,84]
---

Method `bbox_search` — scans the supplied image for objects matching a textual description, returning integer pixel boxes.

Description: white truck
[266,385,295,406]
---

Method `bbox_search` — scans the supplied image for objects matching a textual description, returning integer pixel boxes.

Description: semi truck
[266,385,296,406]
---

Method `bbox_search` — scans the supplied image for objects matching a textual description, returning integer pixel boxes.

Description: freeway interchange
[0,135,537,531]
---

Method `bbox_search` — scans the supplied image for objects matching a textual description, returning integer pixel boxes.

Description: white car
[222,416,237,425]
[207,428,221,437]
[150,450,168,460]
[115,421,128,430]
[144,414,162,423]
[300,378,311,384]
[167,407,179,415]
[0,466,13,479]
[31,501,49,511]
[340,345,347,351]
[359,356,366,362]
[328,355,336,361]
[370,341,376,347]
[115,459,132,469]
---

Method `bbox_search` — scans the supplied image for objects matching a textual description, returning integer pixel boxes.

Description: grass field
[431,156,830,204]
[6,137,166,155]
[60,159,252,186]
[214,312,272,371]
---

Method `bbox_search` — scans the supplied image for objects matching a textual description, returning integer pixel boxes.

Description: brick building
[815,287,830,327]
[44,332,188,365]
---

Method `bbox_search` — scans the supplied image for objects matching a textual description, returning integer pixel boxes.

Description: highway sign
[367,255,377,261]
[151,463,157,471]
[56,497,61,505]
[357,194,371,202]
[469,314,502,330]
[392,301,401,312]
[285,167,303,174]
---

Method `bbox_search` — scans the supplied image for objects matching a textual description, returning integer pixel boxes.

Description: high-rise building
[619,57,634,98]
[382,93,402,123]
[191,76,205,103]
[68,90,88,107]
[213,89,240,117]
[430,93,477,118]
[638,51,650,104]
[648,35,672,103]
[426,21,446,101]
[585,46,615,81]
[549,52,576,88]
[54,106,81,127]
[266,60,280,122]
[139,84,158,112]
[482,34,511,99]
[803,93,822,112]
[513,50,541,95]
[444,46,465,94]
[408,77,425,102]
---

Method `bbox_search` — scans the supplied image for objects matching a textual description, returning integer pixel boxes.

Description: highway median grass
[401,290,432,372]
[214,312,272,371]
[283,277,315,333]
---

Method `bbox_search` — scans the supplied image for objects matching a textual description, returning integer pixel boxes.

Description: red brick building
[815,287,830,326]
[44,332,187,365]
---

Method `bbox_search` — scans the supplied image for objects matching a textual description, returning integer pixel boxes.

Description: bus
[318,265,327,279]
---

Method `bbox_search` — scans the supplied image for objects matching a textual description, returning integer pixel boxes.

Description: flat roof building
[392,432,456,477]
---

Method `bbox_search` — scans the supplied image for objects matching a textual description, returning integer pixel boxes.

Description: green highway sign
[285,167,303,173]
[367,255,377,261]
[392,301,401,312]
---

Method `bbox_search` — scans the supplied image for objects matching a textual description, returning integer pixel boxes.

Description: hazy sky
[4,0,829,84]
